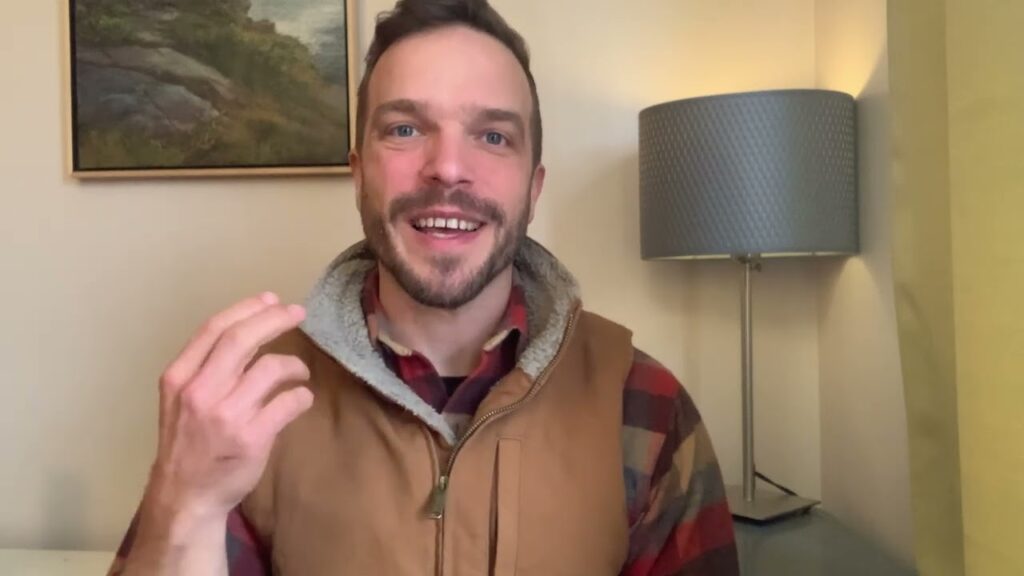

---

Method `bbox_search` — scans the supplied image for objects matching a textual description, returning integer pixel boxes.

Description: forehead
[367,25,533,119]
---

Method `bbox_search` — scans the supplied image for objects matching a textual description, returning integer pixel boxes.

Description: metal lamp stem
[737,253,761,500]
[726,255,819,523]
[739,255,758,502]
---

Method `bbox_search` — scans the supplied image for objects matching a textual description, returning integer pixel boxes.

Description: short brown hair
[355,0,543,168]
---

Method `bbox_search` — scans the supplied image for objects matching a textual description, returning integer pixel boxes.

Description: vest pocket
[493,438,522,576]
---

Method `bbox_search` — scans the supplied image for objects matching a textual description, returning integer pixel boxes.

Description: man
[110,0,739,574]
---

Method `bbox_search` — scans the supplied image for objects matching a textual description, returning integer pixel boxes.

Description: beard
[360,184,530,310]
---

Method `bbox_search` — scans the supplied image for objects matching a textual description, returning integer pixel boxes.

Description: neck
[377,266,513,377]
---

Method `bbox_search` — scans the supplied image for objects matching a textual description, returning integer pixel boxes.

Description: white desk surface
[0,549,114,575]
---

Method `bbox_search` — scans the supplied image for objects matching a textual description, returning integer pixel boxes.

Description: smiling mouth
[410,216,484,235]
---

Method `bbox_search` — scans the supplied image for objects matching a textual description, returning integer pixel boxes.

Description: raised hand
[120,293,312,576]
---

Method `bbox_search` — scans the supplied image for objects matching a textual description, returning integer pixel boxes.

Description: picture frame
[63,0,358,178]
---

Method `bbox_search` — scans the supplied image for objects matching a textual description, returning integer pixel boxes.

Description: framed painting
[63,0,357,178]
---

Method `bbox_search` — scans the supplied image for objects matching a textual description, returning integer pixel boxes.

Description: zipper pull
[428,475,449,520]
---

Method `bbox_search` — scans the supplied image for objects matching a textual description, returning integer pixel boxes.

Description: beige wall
[2,0,903,554]
[815,0,915,564]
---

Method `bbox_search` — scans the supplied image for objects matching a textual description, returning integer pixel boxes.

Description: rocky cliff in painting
[73,0,349,170]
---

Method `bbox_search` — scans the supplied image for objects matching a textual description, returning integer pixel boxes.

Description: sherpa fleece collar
[300,237,581,445]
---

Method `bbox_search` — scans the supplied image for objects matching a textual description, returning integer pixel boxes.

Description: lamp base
[726,485,819,524]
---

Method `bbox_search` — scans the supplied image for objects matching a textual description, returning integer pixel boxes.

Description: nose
[422,128,472,188]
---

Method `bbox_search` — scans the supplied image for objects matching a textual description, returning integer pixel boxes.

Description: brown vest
[242,308,634,576]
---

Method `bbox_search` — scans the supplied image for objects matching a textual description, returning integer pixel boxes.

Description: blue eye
[484,132,506,146]
[391,124,418,138]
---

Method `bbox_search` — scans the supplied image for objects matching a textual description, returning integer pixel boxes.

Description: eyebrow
[472,107,526,137]
[370,99,427,124]
[370,99,526,136]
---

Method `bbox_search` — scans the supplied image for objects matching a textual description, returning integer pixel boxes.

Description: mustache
[388,186,506,226]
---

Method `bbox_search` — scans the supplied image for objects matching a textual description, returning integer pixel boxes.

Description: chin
[398,259,502,310]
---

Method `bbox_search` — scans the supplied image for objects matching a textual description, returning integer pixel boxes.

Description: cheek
[364,149,424,204]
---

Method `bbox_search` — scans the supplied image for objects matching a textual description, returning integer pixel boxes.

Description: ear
[527,163,546,223]
[350,148,363,212]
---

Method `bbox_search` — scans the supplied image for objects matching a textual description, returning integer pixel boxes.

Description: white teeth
[413,217,482,232]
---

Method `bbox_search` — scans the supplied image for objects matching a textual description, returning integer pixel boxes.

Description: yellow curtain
[890,1,1024,574]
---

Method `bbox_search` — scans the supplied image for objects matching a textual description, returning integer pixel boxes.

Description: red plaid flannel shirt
[110,268,737,575]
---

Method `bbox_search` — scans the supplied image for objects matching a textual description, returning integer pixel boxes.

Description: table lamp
[638,89,858,523]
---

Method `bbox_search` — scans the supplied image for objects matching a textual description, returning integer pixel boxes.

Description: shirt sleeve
[620,349,740,576]
[106,505,270,576]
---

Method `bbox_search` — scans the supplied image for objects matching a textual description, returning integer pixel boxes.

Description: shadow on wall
[817,44,916,566]
[818,44,894,312]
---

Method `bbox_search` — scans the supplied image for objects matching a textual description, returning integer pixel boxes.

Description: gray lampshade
[638,89,858,260]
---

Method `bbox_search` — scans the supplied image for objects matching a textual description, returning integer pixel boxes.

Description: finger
[188,304,306,400]
[223,354,310,416]
[249,386,314,443]
[161,292,279,396]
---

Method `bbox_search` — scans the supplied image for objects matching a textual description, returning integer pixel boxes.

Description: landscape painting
[67,0,354,177]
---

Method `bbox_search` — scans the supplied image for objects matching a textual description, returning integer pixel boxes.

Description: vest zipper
[428,301,582,576]
[428,474,449,519]
[423,434,447,576]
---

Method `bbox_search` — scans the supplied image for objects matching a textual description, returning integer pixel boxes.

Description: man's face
[351,25,545,310]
